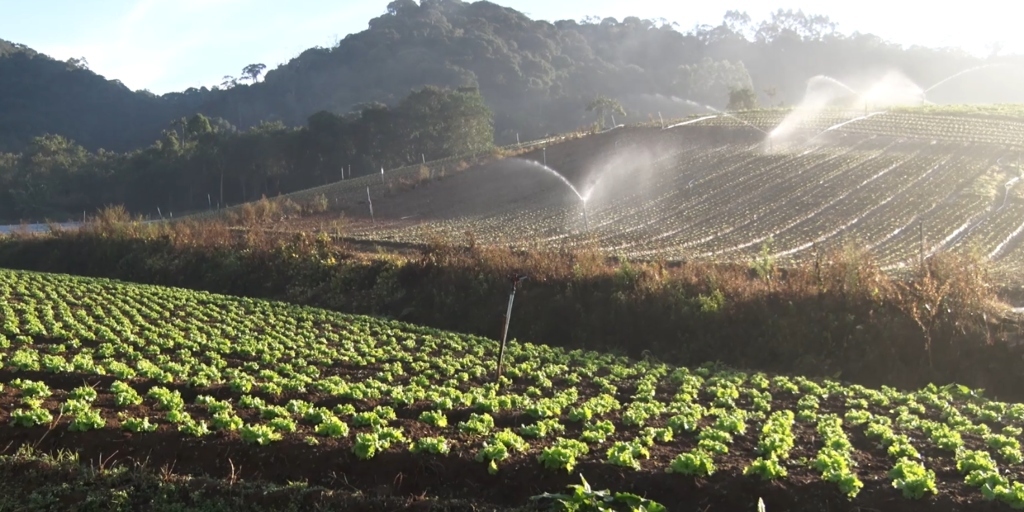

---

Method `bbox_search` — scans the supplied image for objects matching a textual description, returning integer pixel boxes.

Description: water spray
[366,186,375,224]
[582,198,590,232]
[924,63,1010,94]
[495,273,528,384]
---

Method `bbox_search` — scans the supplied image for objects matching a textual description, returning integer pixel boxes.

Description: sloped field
[2,269,1024,510]
[344,140,1020,269]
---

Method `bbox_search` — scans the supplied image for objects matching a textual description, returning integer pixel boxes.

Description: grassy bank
[0,215,1020,400]
[0,446,525,512]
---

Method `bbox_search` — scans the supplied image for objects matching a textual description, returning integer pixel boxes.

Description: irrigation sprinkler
[659,112,664,129]
[495,273,528,384]
[542,147,547,166]
[366,186,375,225]
[381,167,386,185]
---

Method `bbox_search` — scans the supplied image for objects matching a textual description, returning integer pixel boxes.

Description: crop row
[337,134,1019,271]
[684,110,1024,148]
[1,269,1023,505]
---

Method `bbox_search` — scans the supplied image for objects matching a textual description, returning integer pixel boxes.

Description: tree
[387,0,418,16]
[220,75,239,89]
[398,85,494,160]
[727,87,758,110]
[586,96,626,130]
[66,57,89,70]
[241,63,267,84]
[676,58,754,107]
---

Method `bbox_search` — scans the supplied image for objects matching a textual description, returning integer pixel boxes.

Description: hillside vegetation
[0,86,493,222]
[1,268,1023,510]
[2,216,1020,397]
[4,1,1024,156]
[0,39,207,154]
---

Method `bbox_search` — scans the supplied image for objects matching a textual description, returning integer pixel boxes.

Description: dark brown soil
[0,369,1009,512]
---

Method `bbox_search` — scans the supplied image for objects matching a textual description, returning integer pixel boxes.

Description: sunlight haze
[2,0,1021,94]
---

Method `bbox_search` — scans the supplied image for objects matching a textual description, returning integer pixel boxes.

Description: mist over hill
[4,0,1024,154]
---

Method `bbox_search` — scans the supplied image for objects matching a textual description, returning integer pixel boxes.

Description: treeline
[0,86,493,222]
[9,1,1022,156]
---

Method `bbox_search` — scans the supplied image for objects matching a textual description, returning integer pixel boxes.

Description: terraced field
[2,268,1024,510]
[208,108,1024,284]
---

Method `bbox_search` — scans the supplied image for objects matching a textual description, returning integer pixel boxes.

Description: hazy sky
[2,0,1019,94]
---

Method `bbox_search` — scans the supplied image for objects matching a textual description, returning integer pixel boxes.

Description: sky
[2,0,1021,95]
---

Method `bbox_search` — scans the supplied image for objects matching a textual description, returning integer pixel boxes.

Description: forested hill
[5,0,1024,154]
[0,39,210,153]
[194,0,1024,143]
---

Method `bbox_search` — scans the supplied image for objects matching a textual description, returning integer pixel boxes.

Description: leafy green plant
[889,459,937,499]
[68,408,105,431]
[411,436,451,456]
[605,440,650,470]
[10,407,52,427]
[532,474,666,512]
[240,423,282,445]
[667,450,716,477]
[539,438,589,473]
[418,410,448,428]
[744,457,788,480]
[120,415,158,433]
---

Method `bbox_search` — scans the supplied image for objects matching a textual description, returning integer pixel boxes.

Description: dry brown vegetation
[1,209,1022,401]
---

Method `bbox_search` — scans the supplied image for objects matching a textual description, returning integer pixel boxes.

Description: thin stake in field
[495,273,528,384]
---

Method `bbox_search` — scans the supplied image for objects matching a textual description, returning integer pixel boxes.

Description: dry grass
[4,205,1022,398]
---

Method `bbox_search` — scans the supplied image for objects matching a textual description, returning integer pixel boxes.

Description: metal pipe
[495,273,527,383]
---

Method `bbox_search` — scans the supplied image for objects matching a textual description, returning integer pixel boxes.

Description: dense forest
[3,0,1024,221]
[0,86,493,221]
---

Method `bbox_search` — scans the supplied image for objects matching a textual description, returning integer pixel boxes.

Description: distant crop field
[223,109,1024,282]
[1,268,1023,509]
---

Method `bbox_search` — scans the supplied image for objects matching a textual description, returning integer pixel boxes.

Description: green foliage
[0,267,1021,508]
[532,474,667,512]
[0,86,493,221]
[667,450,716,477]
[727,86,759,111]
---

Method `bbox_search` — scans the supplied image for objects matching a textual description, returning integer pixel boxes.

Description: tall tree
[241,63,267,84]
